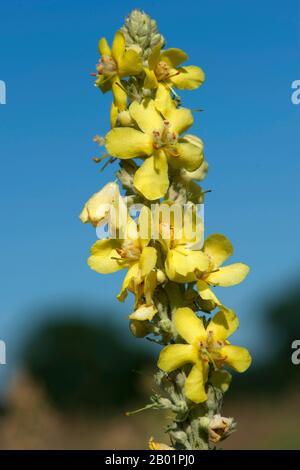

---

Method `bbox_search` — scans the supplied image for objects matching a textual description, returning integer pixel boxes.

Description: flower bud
[156,269,167,284]
[117,110,134,127]
[121,9,165,61]
[208,414,235,443]
[129,320,150,338]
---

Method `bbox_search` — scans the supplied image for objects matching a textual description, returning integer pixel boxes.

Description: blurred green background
[0,285,299,450]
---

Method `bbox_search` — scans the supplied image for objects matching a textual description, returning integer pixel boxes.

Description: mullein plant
[80,9,251,450]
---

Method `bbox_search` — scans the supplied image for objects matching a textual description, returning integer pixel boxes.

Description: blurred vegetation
[22,308,153,415]
[0,290,299,449]
[233,286,300,395]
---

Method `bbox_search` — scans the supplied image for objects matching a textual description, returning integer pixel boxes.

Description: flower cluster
[81,9,251,450]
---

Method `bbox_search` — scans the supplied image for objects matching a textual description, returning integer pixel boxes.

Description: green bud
[121,9,165,61]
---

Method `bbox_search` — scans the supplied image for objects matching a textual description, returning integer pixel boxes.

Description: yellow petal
[170,141,203,171]
[110,102,118,128]
[106,127,152,159]
[144,270,158,306]
[221,345,252,372]
[170,66,205,90]
[160,48,188,67]
[158,344,197,372]
[140,246,157,276]
[174,307,206,344]
[118,49,143,76]
[154,84,176,116]
[117,262,140,301]
[144,67,159,89]
[111,77,127,110]
[134,152,169,200]
[130,99,163,135]
[129,304,157,321]
[203,234,233,268]
[149,438,174,451]
[88,239,125,274]
[206,263,250,287]
[207,308,239,341]
[148,42,163,70]
[111,31,125,63]
[184,362,208,403]
[98,37,111,56]
[197,280,221,305]
[168,107,193,135]
[138,205,153,246]
[165,247,209,283]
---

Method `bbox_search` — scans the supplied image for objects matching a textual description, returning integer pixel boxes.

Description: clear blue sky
[0,0,299,386]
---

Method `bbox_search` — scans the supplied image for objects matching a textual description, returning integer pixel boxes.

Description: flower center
[96,55,117,77]
[152,121,178,157]
[116,240,141,261]
[198,331,225,364]
[155,61,172,81]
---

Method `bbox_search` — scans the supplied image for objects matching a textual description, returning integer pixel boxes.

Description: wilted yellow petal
[149,438,174,450]
[129,304,157,321]
[79,182,121,227]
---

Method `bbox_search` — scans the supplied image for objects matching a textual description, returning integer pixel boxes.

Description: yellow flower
[88,208,158,307]
[144,43,205,90]
[79,182,126,229]
[158,307,252,403]
[105,94,204,200]
[95,31,143,109]
[149,437,174,450]
[196,234,250,308]
[155,203,208,283]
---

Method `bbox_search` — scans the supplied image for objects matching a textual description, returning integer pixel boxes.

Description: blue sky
[0,0,299,386]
